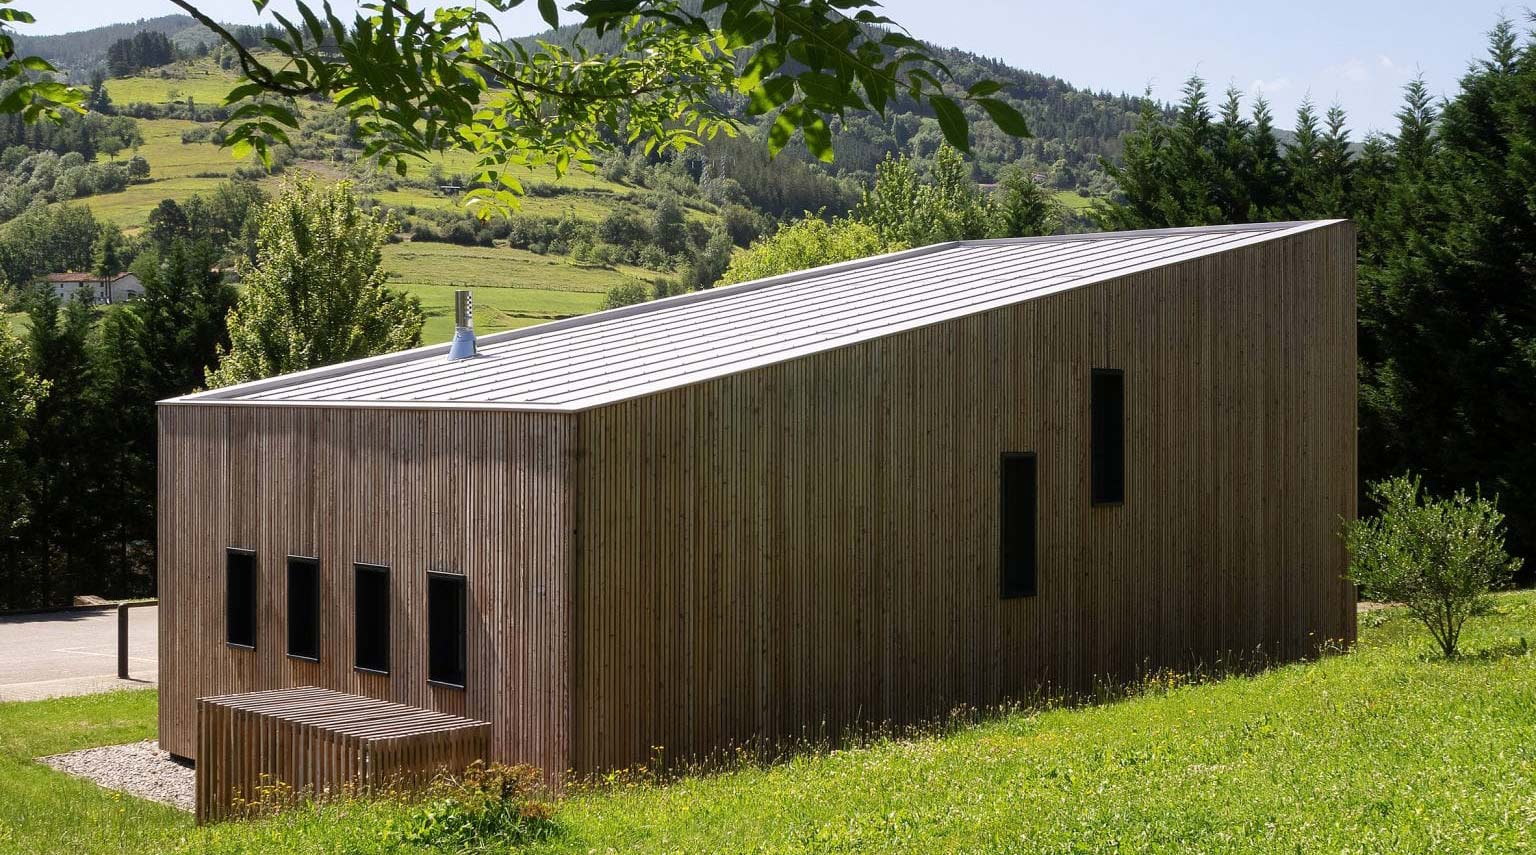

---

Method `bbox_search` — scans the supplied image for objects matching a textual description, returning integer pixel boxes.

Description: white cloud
[1338,58,1370,82]
[1377,54,1398,70]
[1249,76,1294,95]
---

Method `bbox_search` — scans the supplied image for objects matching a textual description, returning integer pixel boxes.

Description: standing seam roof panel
[171,221,1337,410]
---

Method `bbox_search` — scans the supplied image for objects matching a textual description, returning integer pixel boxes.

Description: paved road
[0,607,157,702]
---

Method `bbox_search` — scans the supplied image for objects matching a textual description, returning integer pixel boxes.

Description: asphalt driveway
[0,606,157,702]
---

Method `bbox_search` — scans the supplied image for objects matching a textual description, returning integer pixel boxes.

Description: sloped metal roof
[167,220,1339,412]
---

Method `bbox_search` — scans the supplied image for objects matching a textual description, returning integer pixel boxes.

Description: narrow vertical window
[1000,452,1038,599]
[1091,368,1125,505]
[226,549,257,648]
[354,563,390,674]
[428,572,467,687]
[286,556,321,661]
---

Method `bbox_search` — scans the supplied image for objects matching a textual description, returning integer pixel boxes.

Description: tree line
[1089,20,1536,568]
[0,179,422,611]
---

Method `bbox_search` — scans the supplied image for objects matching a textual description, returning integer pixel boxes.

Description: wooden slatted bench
[195,686,489,823]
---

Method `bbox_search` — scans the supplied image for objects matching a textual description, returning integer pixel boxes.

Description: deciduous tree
[207,178,424,387]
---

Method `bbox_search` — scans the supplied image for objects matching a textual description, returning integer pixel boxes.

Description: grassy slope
[66,65,666,337]
[383,242,644,341]
[1,594,1533,854]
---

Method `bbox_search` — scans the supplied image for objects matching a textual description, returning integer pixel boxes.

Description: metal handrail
[117,600,158,681]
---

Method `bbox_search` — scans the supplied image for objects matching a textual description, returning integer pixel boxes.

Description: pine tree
[21,288,100,607]
[1166,76,1220,224]
[1211,86,1254,222]
[1358,22,1536,563]
[134,239,235,400]
[1245,97,1287,220]
[992,165,1062,237]
[0,323,44,611]
[89,309,154,597]
[1313,104,1354,217]
[1285,98,1324,217]
[92,223,128,280]
[1092,97,1176,230]
[207,178,424,387]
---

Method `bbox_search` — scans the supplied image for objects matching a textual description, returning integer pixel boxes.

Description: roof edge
[163,219,1348,409]
[163,239,963,406]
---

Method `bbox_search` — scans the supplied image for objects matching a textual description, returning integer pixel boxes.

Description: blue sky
[28,0,1518,133]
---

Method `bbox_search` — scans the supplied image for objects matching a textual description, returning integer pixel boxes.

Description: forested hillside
[11,16,214,77]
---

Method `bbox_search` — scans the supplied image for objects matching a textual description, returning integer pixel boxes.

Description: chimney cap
[448,289,477,361]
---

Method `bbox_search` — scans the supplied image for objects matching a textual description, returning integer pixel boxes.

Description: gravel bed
[41,740,194,812]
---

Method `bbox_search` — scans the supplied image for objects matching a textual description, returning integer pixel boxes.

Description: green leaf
[537,0,559,27]
[977,97,1031,138]
[801,114,833,163]
[930,94,969,152]
[966,80,1003,98]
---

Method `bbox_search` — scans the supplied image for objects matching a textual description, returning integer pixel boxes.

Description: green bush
[382,763,556,852]
[1343,473,1522,657]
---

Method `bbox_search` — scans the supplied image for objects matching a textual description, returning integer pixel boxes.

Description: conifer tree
[1245,97,1287,220]
[1166,76,1220,223]
[134,238,235,400]
[1285,98,1324,217]
[0,323,44,610]
[992,165,1063,237]
[89,309,154,596]
[1359,22,1536,561]
[1212,86,1255,222]
[1313,104,1355,217]
[21,289,100,606]
[1092,98,1177,230]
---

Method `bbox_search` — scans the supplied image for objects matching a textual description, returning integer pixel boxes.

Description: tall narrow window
[1091,368,1125,505]
[354,563,390,674]
[1000,452,1038,599]
[226,549,257,648]
[428,572,467,687]
[286,556,320,661]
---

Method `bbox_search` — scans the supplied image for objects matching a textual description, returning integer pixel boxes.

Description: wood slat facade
[196,686,490,823]
[160,222,1357,781]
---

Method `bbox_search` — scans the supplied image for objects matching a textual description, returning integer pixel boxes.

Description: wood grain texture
[195,686,489,823]
[569,223,1358,772]
[158,408,576,775]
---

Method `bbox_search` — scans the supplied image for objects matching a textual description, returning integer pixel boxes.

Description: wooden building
[158,220,1358,779]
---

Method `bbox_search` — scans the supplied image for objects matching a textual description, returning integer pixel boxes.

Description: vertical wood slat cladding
[162,224,1356,782]
[158,408,575,775]
[195,687,490,823]
[572,224,1357,773]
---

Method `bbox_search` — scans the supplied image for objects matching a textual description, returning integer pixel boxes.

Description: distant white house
[43,271,145,304]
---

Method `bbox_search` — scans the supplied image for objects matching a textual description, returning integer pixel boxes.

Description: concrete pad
[0,607,157,702]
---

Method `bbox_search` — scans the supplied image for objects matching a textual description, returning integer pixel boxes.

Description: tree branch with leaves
[2,0,1030,216]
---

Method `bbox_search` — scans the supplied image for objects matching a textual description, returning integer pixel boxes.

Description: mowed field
[381,242,649,342]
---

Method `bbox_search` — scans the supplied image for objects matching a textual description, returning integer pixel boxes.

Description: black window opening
[428,572,467,688]
[1000,452,1038,599]
[1091,368,1125,506]
[354,563,390,674]
[286,556,321,661]
[226,548,257,648]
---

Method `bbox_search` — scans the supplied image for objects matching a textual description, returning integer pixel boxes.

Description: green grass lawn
[2,593,1534,854]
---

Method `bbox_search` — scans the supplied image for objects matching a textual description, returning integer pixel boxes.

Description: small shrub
[382,763,556,852]
[1343,473,1522,657]
[603,281,650,310]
